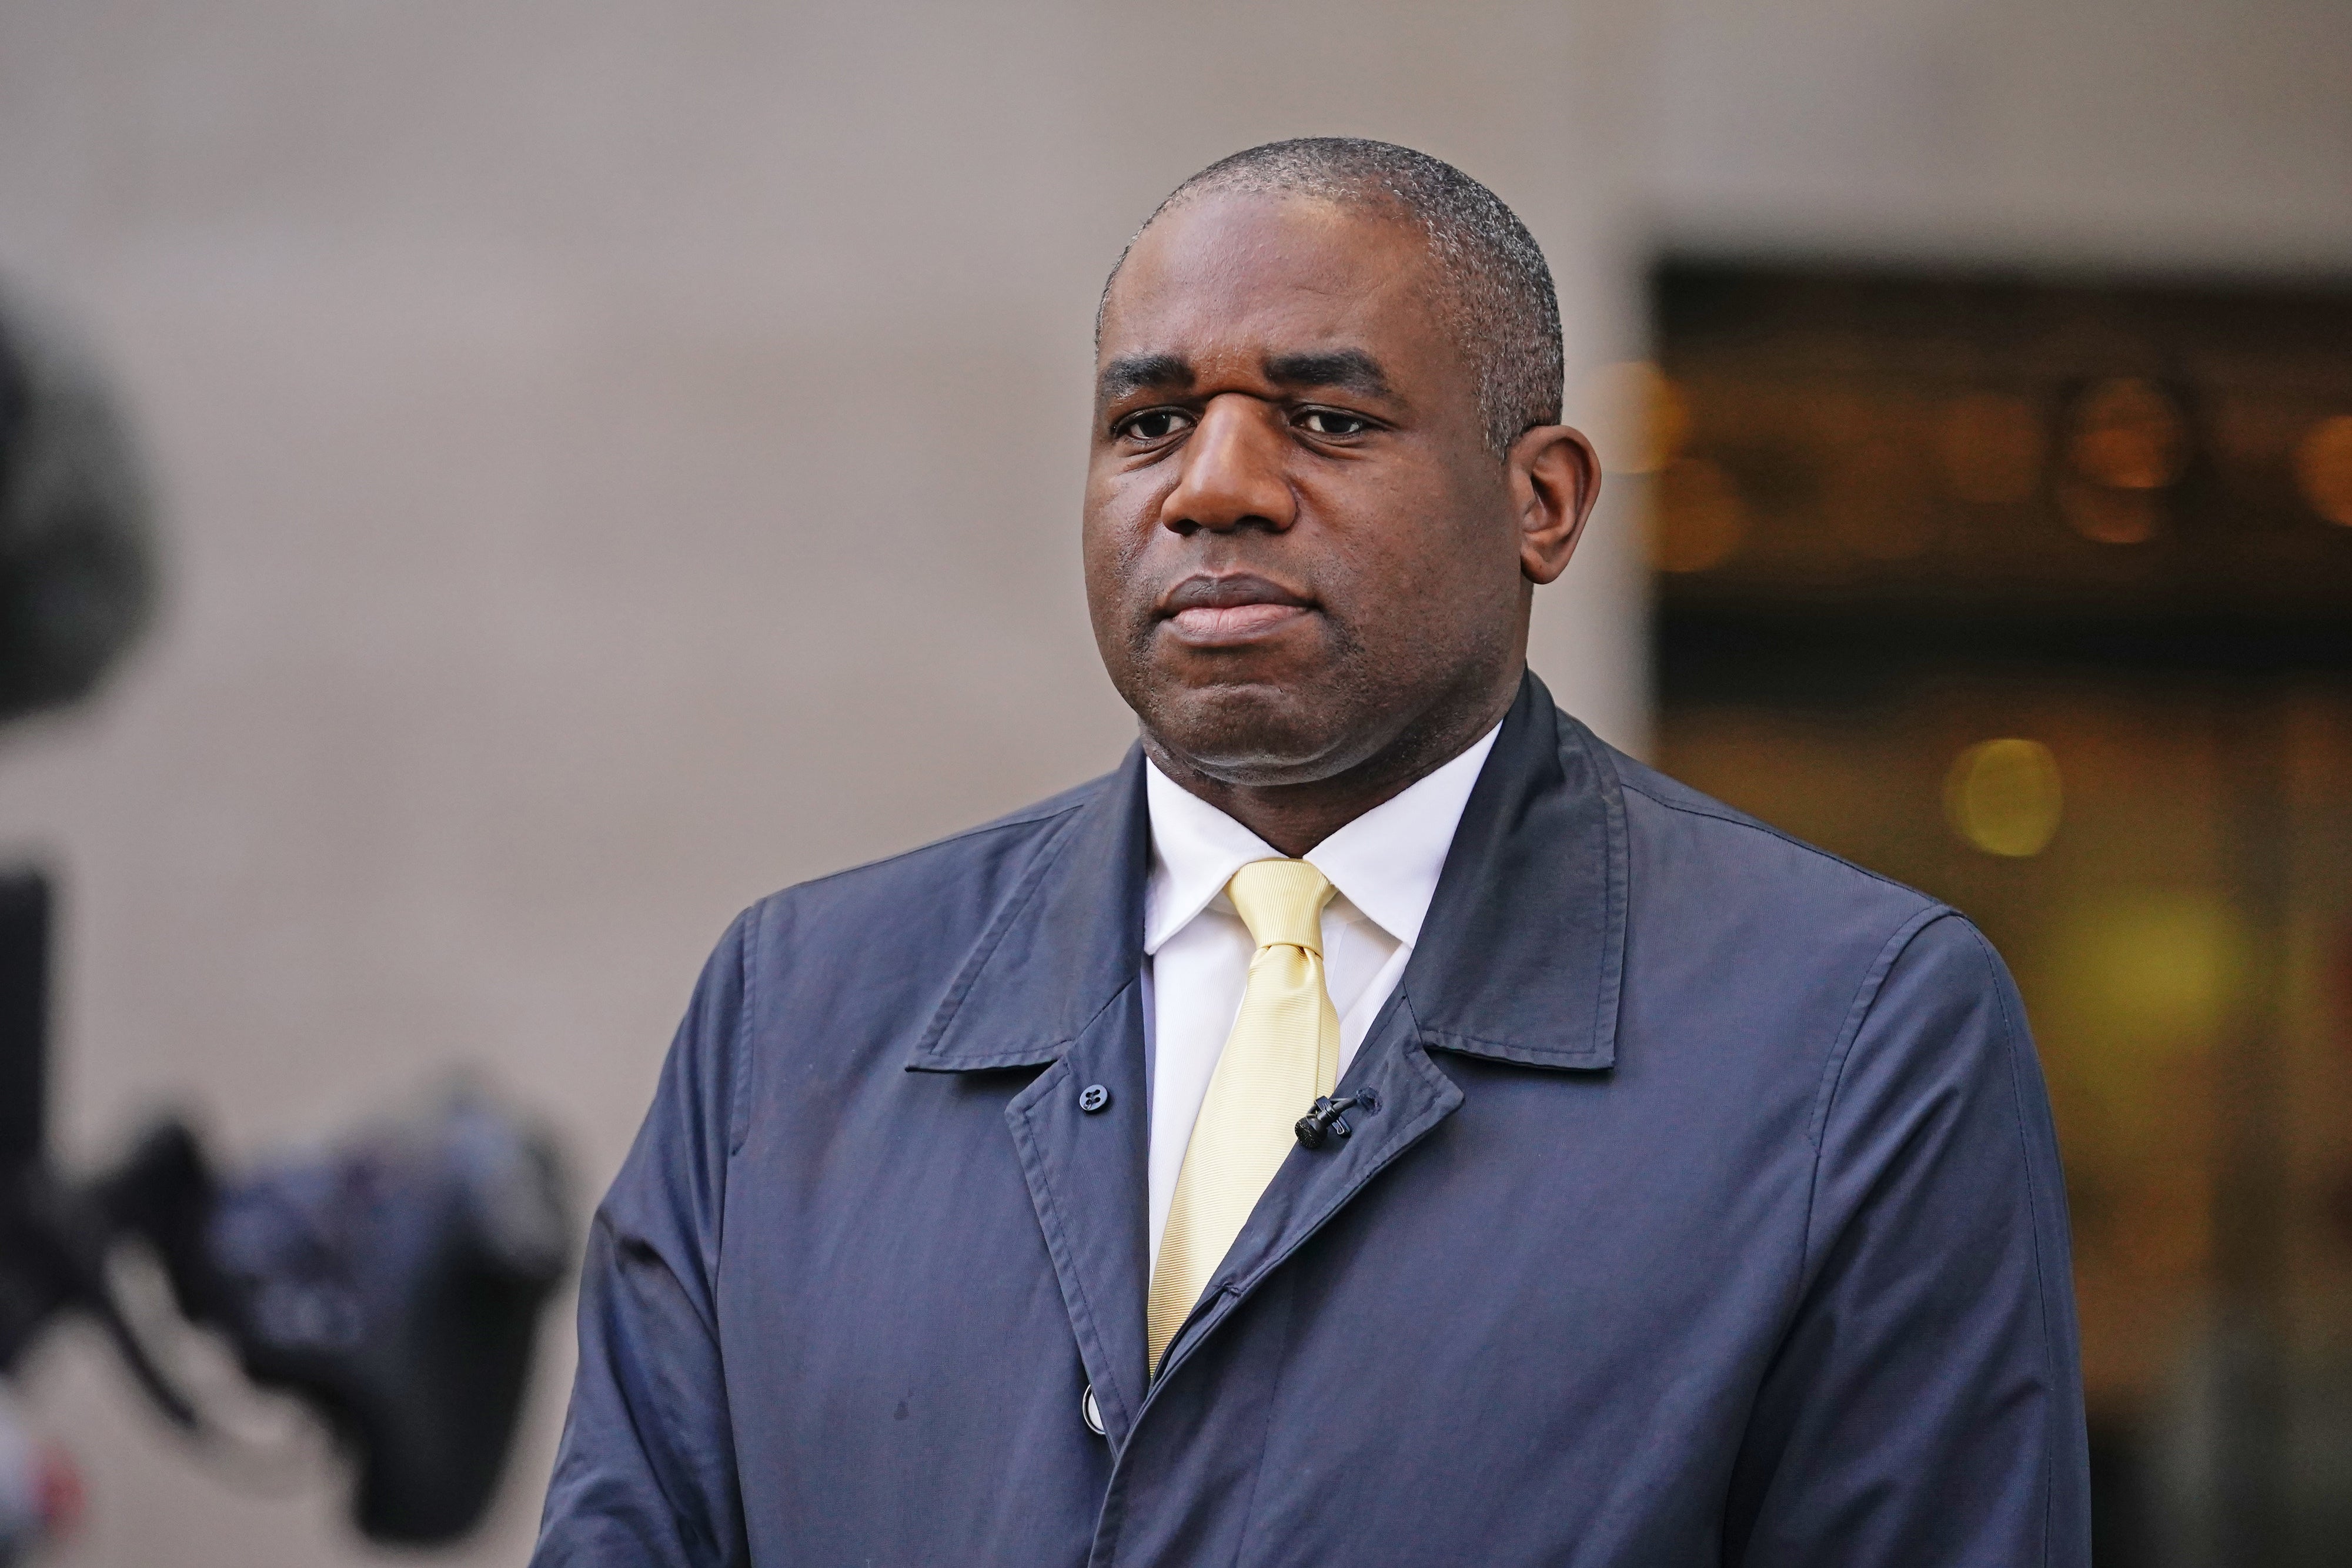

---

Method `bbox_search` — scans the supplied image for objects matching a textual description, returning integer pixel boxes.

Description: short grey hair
[1097,138,1564,456]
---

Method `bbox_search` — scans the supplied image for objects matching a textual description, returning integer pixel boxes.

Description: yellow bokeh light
[2294,414,2352,527]
[2067,377,2187,492]
[1944,738,2063,857]
[2048,892,2247,1047]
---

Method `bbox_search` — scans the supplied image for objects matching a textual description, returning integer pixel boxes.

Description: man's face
[1084,192,1532,789]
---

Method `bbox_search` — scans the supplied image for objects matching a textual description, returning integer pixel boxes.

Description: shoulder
[1596,738,1946,940]
[1578,733,2027,1134]
[1579,732,1990,1047]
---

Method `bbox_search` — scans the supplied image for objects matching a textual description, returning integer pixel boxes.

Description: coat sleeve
[1723,910,2092,1567]
[530,909,754,1568]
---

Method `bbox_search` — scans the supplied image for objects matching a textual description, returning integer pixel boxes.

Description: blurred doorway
[1646,262,2352,1567]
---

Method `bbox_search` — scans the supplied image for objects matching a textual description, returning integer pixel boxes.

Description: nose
[1160,394,1295,536]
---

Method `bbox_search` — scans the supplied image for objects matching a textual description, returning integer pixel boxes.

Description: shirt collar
[1142,722,1502,955]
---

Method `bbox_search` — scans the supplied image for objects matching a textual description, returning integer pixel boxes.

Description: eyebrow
[1097,353,1192,404]
[1095,346,1399,407]
[1261,349,1394,400]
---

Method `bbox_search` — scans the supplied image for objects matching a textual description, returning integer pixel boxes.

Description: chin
[1140,680,1374,787]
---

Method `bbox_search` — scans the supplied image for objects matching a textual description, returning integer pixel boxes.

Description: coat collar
[1400,669,1627,1070]
[905,742,1152,1074]
[906,669,1626,1076]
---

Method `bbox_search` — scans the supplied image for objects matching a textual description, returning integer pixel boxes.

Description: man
[534,139,2090,1566]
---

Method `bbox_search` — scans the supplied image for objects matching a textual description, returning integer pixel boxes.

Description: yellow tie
[1147,858,1340,1373]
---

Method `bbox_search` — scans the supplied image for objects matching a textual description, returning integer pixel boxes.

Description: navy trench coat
[533,674,2090,1566]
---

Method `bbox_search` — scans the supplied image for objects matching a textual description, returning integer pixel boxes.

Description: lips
[1158,573,1317,646]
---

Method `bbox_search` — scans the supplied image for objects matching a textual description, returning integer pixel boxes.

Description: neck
[1142,667,1519,857]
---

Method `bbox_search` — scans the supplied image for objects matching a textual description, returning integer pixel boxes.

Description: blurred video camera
[0,289,572,1560]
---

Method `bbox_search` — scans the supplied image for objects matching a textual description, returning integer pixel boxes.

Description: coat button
[1081,1384,1105,1436]
[1078,1084,1111,1114]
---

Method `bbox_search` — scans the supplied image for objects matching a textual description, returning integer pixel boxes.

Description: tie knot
[1225,859,1334,954]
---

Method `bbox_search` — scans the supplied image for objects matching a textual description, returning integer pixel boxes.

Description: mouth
[1157,573,1318,646]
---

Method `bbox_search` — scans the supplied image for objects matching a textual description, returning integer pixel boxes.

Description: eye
[1118,409,1192,442]
[1297,409,1374,437]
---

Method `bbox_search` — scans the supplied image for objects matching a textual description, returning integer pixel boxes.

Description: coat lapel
[1001,985,1154,1445]
[905,750,1157,1445]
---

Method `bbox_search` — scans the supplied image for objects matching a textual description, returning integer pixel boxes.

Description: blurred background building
[0,2,2346,1563]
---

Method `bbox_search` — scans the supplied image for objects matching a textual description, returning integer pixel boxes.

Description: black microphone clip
[1293,1089,1378,1151]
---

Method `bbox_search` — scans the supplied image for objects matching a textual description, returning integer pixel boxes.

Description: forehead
[1098,192,1448,372]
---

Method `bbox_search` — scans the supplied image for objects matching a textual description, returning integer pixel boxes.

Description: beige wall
[2,2,2347,1563]
[1648,0,2352,267]
[0,5,1645,1563]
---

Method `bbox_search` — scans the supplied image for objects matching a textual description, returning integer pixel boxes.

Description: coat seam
[1803,906,1958,1148]
[1799,905,1960,1302]
[729,902,757,1159]
[584,1210,725,1550]
[709,902,757,1463]
[1970,924,2059,1565]
[716,902,760,1295]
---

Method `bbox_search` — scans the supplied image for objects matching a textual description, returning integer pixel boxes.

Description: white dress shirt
[1141,724,1500,1266]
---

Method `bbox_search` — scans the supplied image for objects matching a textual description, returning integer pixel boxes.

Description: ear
[1507,424,1602,586]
